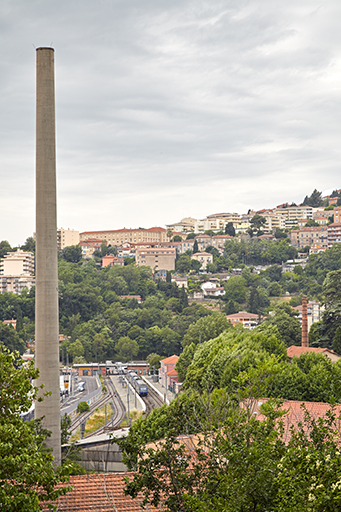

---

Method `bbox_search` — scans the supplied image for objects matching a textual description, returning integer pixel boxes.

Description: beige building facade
[0,249,35,276]
[191,252,213,270]
[273,206,313,228]
[135,247,176,271]
[0,246,35,294]
[290,226,328,248]
[80,227,169,246]
[57,227,80,250]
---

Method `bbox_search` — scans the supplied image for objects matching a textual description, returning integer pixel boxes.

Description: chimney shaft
[35,47,61,464]
[302,296,309,348]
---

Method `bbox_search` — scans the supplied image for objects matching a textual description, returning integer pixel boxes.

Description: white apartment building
[166,218,197,233]
[273,206,313,228]
[0,249,35,294]
[263,214,286,232]
[0,249,34,276]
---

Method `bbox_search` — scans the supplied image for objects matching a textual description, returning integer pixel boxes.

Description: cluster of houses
[2,199,341,295]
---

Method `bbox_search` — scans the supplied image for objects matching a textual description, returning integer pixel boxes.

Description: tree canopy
[0,350,70,511]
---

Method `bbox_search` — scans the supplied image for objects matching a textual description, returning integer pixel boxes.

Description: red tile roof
[166,368,178,376]
[226,310,259,320]
[160,355,179,364]
[257,399,341,444]
[41,473,159,511]
[287,346,339,358]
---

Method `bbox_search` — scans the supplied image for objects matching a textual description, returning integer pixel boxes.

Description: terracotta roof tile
[226,310,259,319]
[166,368,178,376]
[41,473,160,511]
[257,399,341,444]
[287,346,338,358]
[160,355,179,364]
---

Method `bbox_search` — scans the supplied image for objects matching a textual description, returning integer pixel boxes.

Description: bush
[77,401,90,414]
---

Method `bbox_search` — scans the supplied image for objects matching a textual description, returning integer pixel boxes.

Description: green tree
[225,222,235,237]
[61,245,82,263]
[106,244,118,256]
[176,254,192,273]
[20,236,36,253]
[146,352,162,369]
[264,309,301,347]
[0,350,71,511]
[250,214,266,236]
[182,313,231,347]
[115,336,139,362]
[274,229,288,239]
[0,240,12,258]
[0,322,25,353]
[224,276,247,304]
[68,339,85,360]
[247,286,270,315]
[176,343,196,382]
[301,189,323,207]
[332,325,341,355]
[305,219,319,227]
[193,239,199,254]
[191,259,202,272]
[93,327,112,362]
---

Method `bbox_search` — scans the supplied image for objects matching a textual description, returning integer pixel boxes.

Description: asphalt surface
[60,376,100,416]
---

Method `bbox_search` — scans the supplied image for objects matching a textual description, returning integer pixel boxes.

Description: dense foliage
[0,350,70,511]
[0,237,340,361]
[120,382,341,512]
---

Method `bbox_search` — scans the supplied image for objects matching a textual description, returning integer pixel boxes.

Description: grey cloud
[0,0,340,244]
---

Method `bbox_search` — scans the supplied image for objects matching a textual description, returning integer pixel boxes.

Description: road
[60,376,100,416]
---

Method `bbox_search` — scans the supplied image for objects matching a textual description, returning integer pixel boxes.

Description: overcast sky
[1,0,341,245]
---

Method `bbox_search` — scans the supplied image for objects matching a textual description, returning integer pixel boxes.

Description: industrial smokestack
[301,296,309,348]
[35,47,61,463]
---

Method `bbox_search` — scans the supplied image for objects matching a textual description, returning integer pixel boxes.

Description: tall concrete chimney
[301,296,309,348]
[35,47,61,463]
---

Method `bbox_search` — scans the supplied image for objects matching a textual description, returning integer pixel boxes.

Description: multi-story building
[166,218,197,233]
[206,212,241,224]
[194,213,240,234]
[334,208,341,223]
[0,249,35,276]
[262,214,286,232]
[79,238,102,258]
[135,247,176,271]
[191,252,213,270]
[234,221,251,234]
[0,249,35,294]
[273,206,313,228]
[327,223,341,248]
[80,227,169,246]
[57,228,80,250]
[290,226,328,248]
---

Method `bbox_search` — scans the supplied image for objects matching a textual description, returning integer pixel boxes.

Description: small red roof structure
[160,355,179,365]
[287,346,340,362]
[226,311,259,320]
[166,368,178,376]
